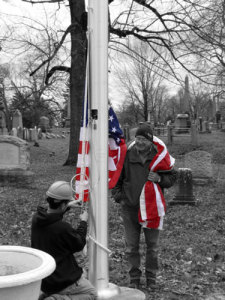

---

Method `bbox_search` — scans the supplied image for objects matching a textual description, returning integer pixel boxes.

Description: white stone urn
[0,245,56,300]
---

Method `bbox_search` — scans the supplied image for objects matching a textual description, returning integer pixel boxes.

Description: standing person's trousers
[121,205,160,281]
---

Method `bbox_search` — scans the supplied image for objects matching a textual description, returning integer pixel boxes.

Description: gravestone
[170,168,196,205]
[37,128,42,139]
[198,117,203,132]
[190,124,198,146]
[11,128,17,137]
[29,128,37,142]
[220,102,225,120]
[209,122,213,132]
[23,128,29,140]
[17,126,23,139]
[0,107,8,135]
[174,114,189,133]
[12,109,23,129]
[123,123,130,141]
[0,136,34,186]
[202,121,207,133]
[184,150,213,185]
[221,122,225,131]
[39,116,50,132]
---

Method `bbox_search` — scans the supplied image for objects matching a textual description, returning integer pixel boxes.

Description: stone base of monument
[169,168,196,206]
[169,195,196,206]
[192,177,212,186]
[0,169,34,187]
[97,283,146,300]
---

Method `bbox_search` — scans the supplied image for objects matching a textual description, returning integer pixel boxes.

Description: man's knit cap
[135,123,153,142]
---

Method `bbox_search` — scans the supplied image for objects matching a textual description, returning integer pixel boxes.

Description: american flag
[75,99,90,202]
[108,107,127,189]
[75,106,127,202]
[139,136,175,230]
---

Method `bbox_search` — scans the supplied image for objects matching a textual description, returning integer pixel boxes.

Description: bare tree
[109,0,225,86]
[1,15,69,127]
[6,0,87,165]
[9,57,64,125]
[114,40,169,124]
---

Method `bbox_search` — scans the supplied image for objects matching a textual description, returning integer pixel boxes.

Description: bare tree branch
[29,24,74,76]
[22,0,63,3]
[45,65,70,84]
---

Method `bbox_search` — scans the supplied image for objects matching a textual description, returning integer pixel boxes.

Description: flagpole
[88,0,119,297]
[87,2,146,299]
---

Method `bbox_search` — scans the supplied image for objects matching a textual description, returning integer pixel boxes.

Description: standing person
[112,123,177,290]
[31,181,97,300]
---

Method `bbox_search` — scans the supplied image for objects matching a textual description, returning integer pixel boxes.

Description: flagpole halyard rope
[88,235,112,255]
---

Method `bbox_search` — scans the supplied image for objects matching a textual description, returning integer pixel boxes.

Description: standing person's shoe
[129,278,140,289]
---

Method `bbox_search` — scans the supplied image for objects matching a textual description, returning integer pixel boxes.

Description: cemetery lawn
[1,130,225,300]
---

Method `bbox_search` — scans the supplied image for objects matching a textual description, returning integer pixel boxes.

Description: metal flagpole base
[97,283,146,300]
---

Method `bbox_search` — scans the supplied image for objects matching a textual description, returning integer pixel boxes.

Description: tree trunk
[64,0,87,165]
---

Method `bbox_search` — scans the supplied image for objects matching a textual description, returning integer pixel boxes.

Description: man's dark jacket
[31,206,87,295]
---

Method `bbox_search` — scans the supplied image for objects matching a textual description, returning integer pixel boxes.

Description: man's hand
[67,200,81,208]
[148,171,161,183]
[80,211,88,222]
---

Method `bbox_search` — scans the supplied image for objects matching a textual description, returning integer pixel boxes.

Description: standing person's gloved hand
[148,171,161,183]
[80,211,88,222]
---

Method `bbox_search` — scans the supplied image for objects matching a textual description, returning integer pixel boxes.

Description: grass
[1,129,225,300]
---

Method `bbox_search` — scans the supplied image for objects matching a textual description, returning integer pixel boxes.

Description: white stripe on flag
[79,127,89,141]
[77,154,90,167]
[108,157,117,171]
[151,136,168,171]
[153,183,165,217]
[75,180,89,193]
[140,186,147,220]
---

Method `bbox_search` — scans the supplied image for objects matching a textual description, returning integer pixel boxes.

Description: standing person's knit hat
[135,123,153,142]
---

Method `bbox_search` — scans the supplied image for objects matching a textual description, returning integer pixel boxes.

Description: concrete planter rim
[0,245,56,288]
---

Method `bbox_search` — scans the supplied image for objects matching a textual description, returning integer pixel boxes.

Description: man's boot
[129,278,140,289]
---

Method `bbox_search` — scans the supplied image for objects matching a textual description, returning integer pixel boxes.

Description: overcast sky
[1,0,69,19]
[0,0,125,107]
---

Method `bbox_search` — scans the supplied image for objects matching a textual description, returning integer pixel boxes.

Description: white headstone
[12,110,23,129]
[38,128,42,139]
[0,136,30,170]
[23,128,29,141]
[0,135,34,186]
[11,128,17,137]
[17,126,23,139]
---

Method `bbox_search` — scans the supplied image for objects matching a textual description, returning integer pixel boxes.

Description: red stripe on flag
[138,136,174,229]
[108,139,127,189]
[75,190,89,202]
[75,167,89,181]
[78,141,90,154]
